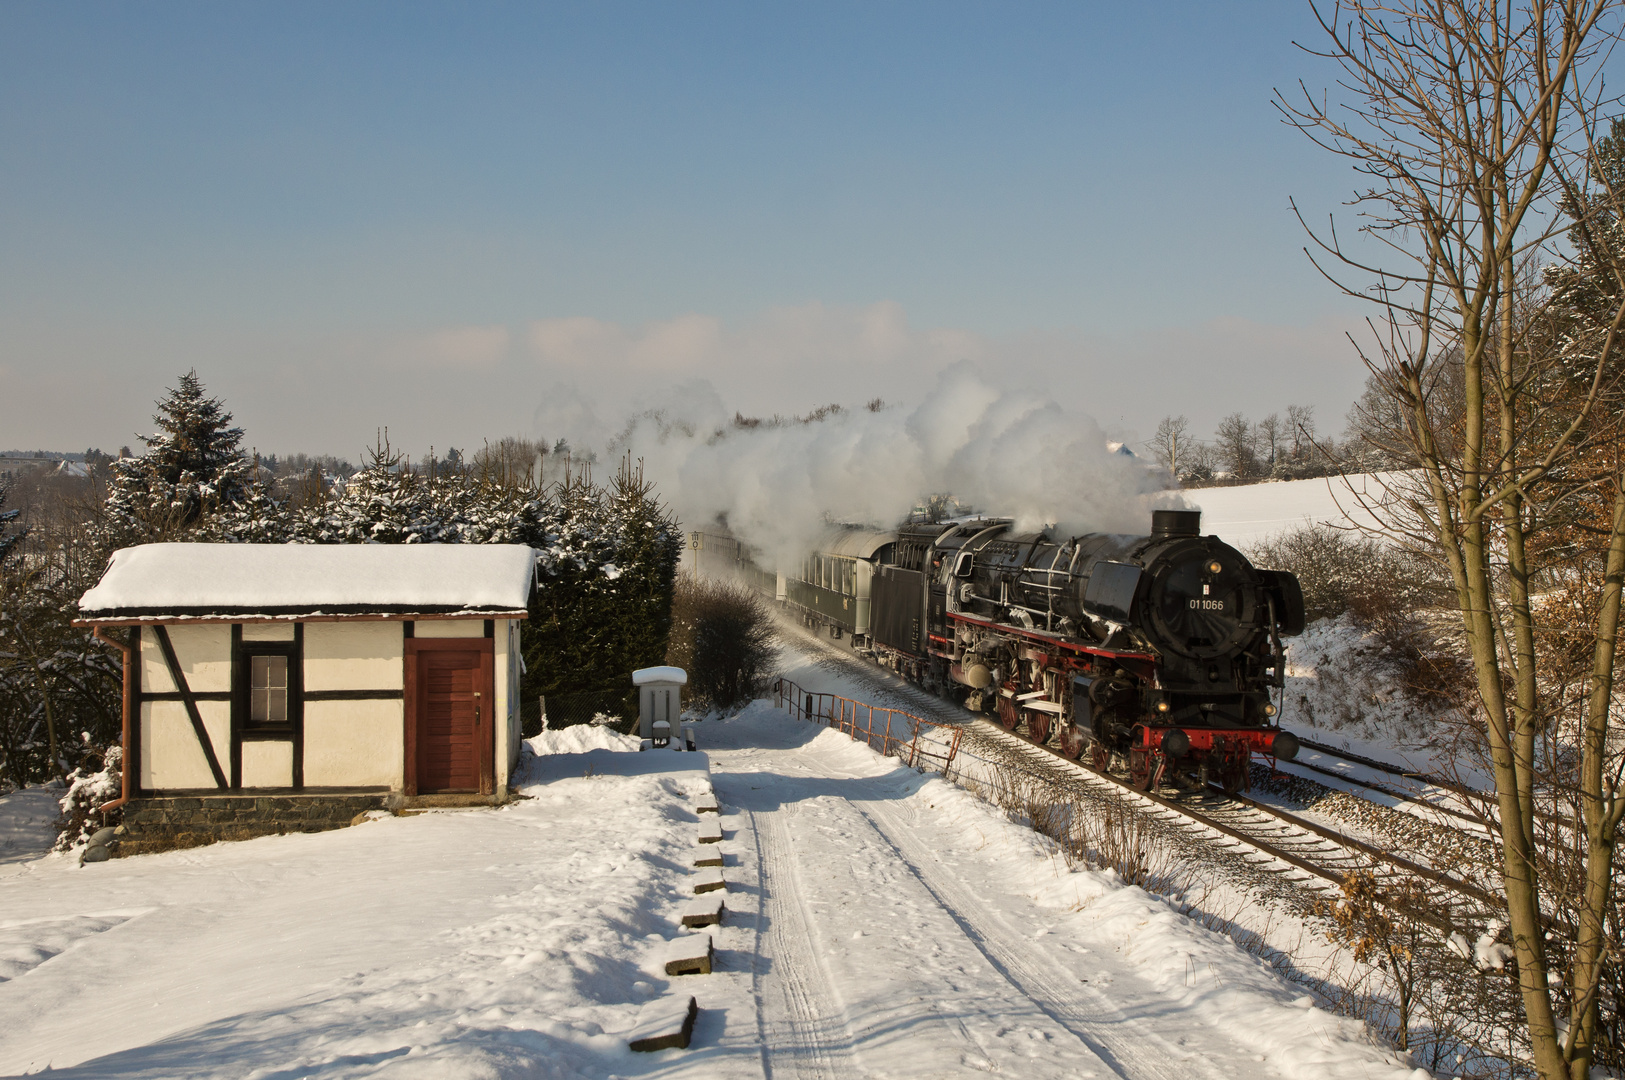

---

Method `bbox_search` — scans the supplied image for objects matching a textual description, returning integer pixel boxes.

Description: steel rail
[1295,735,1573,830]
[1275,755,1487,827]
[978,718,1497,911]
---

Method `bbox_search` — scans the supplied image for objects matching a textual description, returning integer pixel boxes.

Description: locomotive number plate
[1188,598,1230,612]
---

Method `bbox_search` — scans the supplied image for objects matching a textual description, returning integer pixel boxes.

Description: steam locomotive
[699,508,1306,793]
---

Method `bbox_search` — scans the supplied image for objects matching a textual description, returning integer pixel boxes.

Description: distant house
[75,543,534,852]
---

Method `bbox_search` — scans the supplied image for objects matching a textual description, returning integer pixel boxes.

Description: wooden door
[405,639,494,795]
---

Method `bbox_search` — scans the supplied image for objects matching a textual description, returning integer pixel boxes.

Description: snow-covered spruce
[52,742,121,853]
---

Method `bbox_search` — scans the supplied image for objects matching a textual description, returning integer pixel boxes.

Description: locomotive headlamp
[1264,702,1278,717]
[1156,700,1170,713]
[1206,559,1222,575]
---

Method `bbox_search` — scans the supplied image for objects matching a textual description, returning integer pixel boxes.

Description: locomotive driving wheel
[1128,750,1153,790]
[997,695,1020,731]
[1026,711,1052,747]
[1090,740,1111,773]
[1058,723,1087,760]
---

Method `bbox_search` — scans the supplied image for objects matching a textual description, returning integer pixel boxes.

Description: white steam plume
[604,361,1185,571]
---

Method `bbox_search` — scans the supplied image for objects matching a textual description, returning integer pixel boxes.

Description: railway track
[779,617,1500,920]
[1277,738,1491,829]
[981,716,1501,916]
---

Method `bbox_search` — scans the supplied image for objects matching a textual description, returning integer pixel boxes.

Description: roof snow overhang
[74,542,536,625]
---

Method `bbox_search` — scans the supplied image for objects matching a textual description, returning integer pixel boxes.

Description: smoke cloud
[603,361,1185,571]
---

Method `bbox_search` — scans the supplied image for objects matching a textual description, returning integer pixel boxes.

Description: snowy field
[1187,472,1399,548]
[0,705,1422,1078]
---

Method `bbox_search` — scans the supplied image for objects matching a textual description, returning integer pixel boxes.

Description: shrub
[1248,522,1444,622]
[1248,523,1471,710]
[53,739,122,850]
[667,575,776,709]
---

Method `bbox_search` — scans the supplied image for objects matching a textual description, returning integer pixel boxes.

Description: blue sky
[1,2,1373,458]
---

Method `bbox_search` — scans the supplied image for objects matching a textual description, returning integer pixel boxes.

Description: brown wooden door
[405,639,494,795]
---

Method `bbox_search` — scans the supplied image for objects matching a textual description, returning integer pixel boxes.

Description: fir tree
[143,370,245,486]
[104,371,252,535]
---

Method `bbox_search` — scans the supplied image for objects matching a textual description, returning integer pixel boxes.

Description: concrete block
[691,866,726,894]
[662,932,713,976]
[627,994,698,1052]
[696,818,722,844]
[680,894,725,928]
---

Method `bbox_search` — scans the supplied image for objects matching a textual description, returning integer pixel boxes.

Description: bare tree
[1257,412,1285,471]
[1148,415,1190,478]
[1283,2,1625,1075]
[1212,412,1258,479]
[1287,402,1317,461]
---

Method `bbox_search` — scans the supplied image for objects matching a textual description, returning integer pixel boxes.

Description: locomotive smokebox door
[634,666,688,742]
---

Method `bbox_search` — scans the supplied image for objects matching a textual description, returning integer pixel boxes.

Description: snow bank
[1280,614,1435,746]
[78,542,537,616]
[524,725,642,756]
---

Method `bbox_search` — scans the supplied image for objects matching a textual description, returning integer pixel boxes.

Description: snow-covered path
[713,714,1208,1078]
[703,708,1418,1080]
[0,706,1422,1079]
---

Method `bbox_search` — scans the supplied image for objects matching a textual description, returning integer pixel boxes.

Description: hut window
[250,655,288,724]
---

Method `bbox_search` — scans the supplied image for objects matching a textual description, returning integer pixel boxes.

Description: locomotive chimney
[1151,509,1202,538]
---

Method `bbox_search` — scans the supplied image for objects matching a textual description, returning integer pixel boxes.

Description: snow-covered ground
[0,704,1423,1078]
[0,785,60,867]
[1188,472,1399,548]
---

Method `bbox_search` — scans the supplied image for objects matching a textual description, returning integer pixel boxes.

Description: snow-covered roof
[77,543,536,620]
[632,666,688,687]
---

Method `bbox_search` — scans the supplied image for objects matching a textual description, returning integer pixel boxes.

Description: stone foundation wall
[116,793,389,856]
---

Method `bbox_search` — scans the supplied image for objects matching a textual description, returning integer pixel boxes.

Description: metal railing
[770,677,965,778]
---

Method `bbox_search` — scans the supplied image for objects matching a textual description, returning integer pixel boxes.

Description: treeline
[0,372,682,789]
[1146,404,1331,485]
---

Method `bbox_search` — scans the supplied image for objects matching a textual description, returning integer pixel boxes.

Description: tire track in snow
[852,798,1229,1080]
[748,806,865,1080]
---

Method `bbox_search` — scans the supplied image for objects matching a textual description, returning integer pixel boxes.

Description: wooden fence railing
[770,677,965,778]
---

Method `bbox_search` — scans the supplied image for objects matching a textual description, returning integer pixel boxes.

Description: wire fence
[770,677,966,778]
[523,690,637,737]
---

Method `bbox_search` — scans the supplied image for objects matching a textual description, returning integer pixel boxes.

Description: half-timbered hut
[74,543,535,852]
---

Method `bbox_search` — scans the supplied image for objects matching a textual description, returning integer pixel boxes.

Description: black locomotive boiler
[700,508,1306,793]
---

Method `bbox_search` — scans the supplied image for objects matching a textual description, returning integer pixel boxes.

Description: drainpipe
[91,625,132,821]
